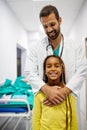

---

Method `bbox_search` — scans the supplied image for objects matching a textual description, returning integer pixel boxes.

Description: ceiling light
[32,0,54,1]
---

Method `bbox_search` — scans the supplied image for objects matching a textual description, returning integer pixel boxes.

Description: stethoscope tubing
[46,34,64,57]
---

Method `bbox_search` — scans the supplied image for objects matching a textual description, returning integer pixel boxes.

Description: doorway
[85,37,87,120]
[17,48,21,76]
[17,44,26,77]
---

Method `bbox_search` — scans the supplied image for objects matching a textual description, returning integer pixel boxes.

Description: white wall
[69,0,87,128]
[69,0,87,43]
[0,0,28,82]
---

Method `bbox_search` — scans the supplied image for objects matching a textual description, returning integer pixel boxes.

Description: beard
[46,27,60,40]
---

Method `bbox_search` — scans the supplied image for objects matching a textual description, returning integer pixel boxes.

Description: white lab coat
[24,36,87,95]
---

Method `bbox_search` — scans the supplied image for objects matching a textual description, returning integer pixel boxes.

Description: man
[24,5,87,106]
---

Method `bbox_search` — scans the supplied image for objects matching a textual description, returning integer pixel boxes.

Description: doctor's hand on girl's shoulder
[41,84,71,106]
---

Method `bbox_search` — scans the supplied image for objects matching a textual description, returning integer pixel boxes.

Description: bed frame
[0,82,32,130]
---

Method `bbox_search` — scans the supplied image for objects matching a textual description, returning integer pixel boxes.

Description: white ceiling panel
[6,0,85,35]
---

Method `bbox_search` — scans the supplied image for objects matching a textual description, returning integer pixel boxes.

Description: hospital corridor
[0,0,87,130]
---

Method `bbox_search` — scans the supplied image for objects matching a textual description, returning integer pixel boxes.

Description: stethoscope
[46,34,64,57]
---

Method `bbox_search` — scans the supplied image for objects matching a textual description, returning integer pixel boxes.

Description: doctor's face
[40,13,61,40]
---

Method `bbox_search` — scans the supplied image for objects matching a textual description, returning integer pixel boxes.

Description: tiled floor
[0,114,87,130]
[0,112,32,130]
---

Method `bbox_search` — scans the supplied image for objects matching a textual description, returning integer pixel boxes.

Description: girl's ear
[61,64,63,74]
[45,71,47,75]
[45,73,47,75]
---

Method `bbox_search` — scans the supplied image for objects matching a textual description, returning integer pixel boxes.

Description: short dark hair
[43,55,66,84]
[39,5,59,20]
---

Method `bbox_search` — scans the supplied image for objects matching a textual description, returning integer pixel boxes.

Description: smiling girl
[32,55,78,130]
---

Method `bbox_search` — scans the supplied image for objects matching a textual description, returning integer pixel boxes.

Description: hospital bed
[0,77,34,130]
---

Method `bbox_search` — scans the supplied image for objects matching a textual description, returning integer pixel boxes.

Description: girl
[32,55,78,130]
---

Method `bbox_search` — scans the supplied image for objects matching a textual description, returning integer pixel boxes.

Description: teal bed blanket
[0,76,34,110]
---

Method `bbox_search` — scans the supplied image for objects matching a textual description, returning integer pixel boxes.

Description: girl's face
[45,57,62,81]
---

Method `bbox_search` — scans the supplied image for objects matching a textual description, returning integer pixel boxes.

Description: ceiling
[6,0,85,35]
